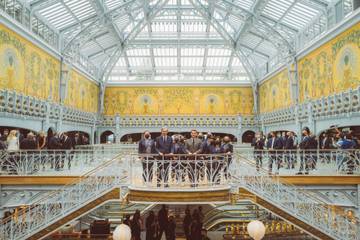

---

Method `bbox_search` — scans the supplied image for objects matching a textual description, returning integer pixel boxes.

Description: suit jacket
[266,137,283,150]
[138,138,156,154]
[20,138,37,150]
[252,138,265,150]
[171,143,187,154]
[220,143,233,154]
[155,135,172,154]
[284,137,295,150]
[48,136,62,150]
[320,137,333,149]
[185,138,202,154]
[62,137,74,150]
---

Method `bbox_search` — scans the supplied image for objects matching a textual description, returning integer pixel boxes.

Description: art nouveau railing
[0,154,128,240]
[260,86,360,125]
[0,89,97,125]
[234,149,360,175]
[230,155,360,240]
[1,151,359,239]
[0,149,119,175]
[129,154,231,189]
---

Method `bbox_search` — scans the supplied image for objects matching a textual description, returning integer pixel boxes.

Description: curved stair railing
[230,153,360,240]
[0,153,130,240]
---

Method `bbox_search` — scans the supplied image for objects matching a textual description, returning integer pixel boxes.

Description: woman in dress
[7,130,19,151]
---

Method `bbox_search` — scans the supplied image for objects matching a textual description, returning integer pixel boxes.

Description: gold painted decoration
[259,69,291,113]
[0,24,60,101]
[64,69,99,113]
[104,86,254,115]
[298,22,360,102]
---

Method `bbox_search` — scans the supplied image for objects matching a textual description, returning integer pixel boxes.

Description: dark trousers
[158,225,168,240]
[142,158,154,183]
[268,152,280,172]
[157,157,169,185]
[254,150,263,170]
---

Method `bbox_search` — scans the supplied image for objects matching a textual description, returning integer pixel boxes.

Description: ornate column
[237,115,243,143]
[307,102,315,134]
[115,114,121,143]
[42,100,51,131]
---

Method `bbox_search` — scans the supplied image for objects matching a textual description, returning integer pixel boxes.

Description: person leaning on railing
[251,132,265,171]
[138,131,157,183]
[297,127,318,175]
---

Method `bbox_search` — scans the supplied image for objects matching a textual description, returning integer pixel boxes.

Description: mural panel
[64,70,99,113]
[0,24,60,101]
[298,22,360,102]
[104,86,253,115]
[259,69,291,113]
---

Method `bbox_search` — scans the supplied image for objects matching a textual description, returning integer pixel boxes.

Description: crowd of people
[0,128,89,151]
[124,205,210,240]
[252,126,360,174]
[138,128,233,186]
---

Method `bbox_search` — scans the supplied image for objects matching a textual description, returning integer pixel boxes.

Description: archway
[318,125,360,146]
[100,131,115,144]
[0,126,38,142]
[64,131,90,145]
[242,130,255,143]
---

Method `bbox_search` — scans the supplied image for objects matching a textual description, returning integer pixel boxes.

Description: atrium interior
[0,0,360,239]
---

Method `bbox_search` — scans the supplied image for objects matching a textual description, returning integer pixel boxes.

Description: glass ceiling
[24,0,337,84]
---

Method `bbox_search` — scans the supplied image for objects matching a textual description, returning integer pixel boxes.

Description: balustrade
[230,156,360,240]
[233,149,360,176]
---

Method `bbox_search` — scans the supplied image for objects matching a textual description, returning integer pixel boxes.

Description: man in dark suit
[221,136,233,179]
[138,131,156,183]
[20,132,37,150]
[185,130,202,185]
[155,127,173,186]
[284,132,296,169]
[297,127,317,174]
[252,132,265,171]
[62,132,74,170]
[266,131,283,174]
[48,132,63,170]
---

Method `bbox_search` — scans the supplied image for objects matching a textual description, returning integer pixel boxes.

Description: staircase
[230,153,360,240]
[0,153,129,240]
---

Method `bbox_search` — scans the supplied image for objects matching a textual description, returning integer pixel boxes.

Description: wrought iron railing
[0,149,119,175]
[235,149,360,175]
[0,153,128,240]
[129,154,231,189]
[230,154,360,240]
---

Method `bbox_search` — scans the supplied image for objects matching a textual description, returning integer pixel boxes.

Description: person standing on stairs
[183,207,192,240]
[157,205,169,240]
[146,211,157,240]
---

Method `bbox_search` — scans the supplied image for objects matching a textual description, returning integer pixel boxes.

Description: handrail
[0,152,128,240]
[234,148,360,175]
[231,153,360,240]
[0,149,121,175]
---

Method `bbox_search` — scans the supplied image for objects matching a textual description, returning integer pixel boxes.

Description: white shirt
[7,138,19,151]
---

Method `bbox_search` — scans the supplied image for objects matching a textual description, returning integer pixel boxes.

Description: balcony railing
[0,149,119,175]
[234,149,360,175]
[129,154,231,189]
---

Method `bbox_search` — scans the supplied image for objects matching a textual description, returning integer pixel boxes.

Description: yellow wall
[298,22,360,102]
[104,86,253,115]
[64,69,99,113]
[259,69,291,113]
[0,24,60,101]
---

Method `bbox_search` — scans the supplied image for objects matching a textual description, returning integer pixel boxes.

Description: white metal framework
[5,0,354,83]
